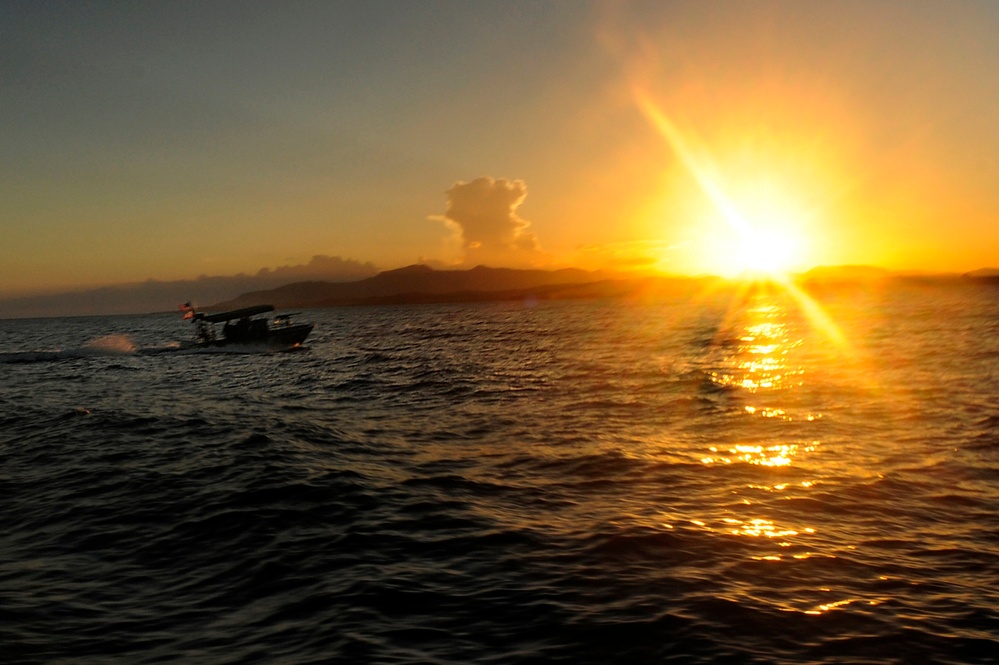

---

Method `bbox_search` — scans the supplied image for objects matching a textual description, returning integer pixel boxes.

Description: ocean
[2,281,998,664]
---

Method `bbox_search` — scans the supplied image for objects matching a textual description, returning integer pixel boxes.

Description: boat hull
[185,323,314,350]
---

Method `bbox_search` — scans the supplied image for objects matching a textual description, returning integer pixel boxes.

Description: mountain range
[1,263,996,319]
[210,264,999,312]
[209,265,635,310]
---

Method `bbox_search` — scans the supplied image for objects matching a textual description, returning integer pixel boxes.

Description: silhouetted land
[209,264,999,312]
[207,265,721,311]
[2,264,997,319]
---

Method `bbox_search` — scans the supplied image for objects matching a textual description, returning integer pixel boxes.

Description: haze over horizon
[5,1,999,301]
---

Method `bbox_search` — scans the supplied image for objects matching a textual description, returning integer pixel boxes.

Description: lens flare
[634,88,855,355]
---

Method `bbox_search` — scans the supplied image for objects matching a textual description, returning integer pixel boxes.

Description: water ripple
[2,291,998,663]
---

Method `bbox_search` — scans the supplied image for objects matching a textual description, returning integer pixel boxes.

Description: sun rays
[634,89,813,280]
[634,88,852,353]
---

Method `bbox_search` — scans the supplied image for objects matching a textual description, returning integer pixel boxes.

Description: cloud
[438,177,544,267]
[574,240,688,272]
[0,255,380,318]
[254,255,379,284]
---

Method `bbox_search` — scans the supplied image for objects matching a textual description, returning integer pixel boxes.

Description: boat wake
[0,335,183,364]
[0,341,305,364]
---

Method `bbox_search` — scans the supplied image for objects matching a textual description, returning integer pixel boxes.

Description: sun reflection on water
[674,514,819,556]
[723,517,799,539]
[701,441,818,466]
[708,299,809,394]
[631,84,900,622]
[688,289,835,573]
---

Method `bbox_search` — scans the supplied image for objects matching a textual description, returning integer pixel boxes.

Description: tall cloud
[440,177,543,267]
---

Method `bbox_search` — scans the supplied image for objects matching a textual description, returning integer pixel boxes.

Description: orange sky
[3,1,998,297]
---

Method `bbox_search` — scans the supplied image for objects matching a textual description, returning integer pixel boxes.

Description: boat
[179,303,313,349]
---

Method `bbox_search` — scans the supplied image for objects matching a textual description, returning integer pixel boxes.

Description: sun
[633,90,813,279]
[690,190,810,279]
[726,178,811,278]
[694,219,806,279]
[737,226,800,277]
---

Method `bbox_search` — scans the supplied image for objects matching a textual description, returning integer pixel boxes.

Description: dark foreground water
[2,282,998,664]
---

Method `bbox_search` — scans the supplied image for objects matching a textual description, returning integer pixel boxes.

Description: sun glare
[738,226,799,277]
[634,89,813,279]
[690,203,809,279]
[632,86,852,358]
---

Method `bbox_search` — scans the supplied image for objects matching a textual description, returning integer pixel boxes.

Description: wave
[0,339,301,363]
[0,334,167,363]
[4,293,999,665]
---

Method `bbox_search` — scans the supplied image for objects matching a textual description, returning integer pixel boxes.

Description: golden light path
[684,298,882,616]
[632,92,891,614]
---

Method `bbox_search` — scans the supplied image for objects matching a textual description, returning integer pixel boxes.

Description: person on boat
[195,317,214,344]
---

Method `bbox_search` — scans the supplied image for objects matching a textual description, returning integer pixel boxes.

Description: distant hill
[963,268,999,283]
[210,265,631,310]
[0,254,378,319]
[212,262,999,312]
[793,265,999,290]
[6,262,996,320]
[797,265,891,283]
[965,268,999,277]
[798,265,999,283]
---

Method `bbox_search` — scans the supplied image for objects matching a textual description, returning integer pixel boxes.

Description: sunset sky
[3,1,998,298]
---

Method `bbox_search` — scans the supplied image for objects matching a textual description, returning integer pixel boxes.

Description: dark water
[2,282,998,664]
